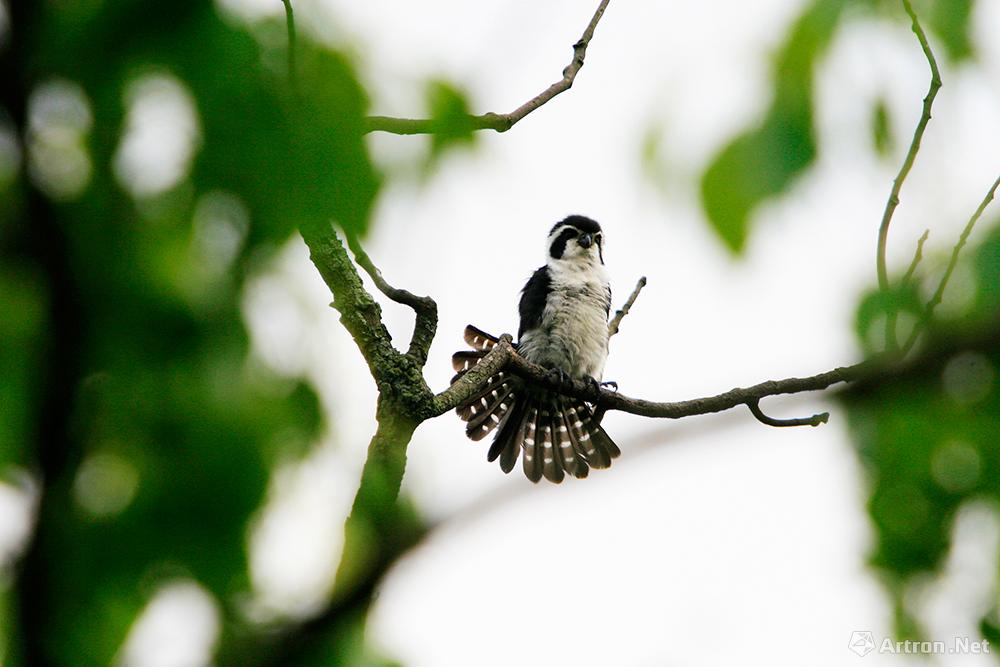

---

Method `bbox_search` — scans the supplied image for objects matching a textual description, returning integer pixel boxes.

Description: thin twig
[280,0,296,88]
[877,0,941,350]
[746,399,829,427]
[608,276,647,338]
[886,227,929,347]
[901,228,930,285]
[344,232,439,366]
[365,0,611,135]
[902,173,1000,353]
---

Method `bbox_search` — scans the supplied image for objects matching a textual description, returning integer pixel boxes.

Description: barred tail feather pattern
[539,407,564,484]
[454,324,620,483]
[553,397,588,479]
[464,325,499,351]
[489,399,527,473]
[520,405,542,482]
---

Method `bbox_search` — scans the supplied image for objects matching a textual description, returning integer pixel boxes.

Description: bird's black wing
[518,266,551,339]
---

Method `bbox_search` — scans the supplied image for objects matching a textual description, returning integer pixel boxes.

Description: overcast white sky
[4,0,1000,665]
[236,0,1000,664]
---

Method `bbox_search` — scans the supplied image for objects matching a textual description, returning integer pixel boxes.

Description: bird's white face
[546,223,605,266]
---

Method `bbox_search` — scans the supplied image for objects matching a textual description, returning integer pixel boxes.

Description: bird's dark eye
[595,234,602,243]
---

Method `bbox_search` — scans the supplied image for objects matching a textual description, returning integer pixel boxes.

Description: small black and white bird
[452,215,621,483]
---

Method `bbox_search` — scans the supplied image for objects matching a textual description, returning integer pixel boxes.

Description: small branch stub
[608,276,646,338]
[901,229,930,285]
[747,399,830,428]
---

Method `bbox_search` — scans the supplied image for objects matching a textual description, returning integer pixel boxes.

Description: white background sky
[238,0,1000,664]
[4,0,1000,665]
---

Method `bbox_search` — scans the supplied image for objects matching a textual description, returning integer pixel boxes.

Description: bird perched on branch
[452,215,620,483]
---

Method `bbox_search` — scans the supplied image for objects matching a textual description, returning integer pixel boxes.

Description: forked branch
[345,232,438,366]
[877,0,941,350]
[902,173,1000,352]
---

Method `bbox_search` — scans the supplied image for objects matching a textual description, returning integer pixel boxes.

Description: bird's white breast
[520,261,610,379]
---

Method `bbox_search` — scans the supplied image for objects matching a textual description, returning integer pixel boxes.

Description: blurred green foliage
[0,264,45,468]
[1,0,380,665]
[699,0,978,254]
[927,0,975,62]
[1,0,996,665]
[843,221,1000,642]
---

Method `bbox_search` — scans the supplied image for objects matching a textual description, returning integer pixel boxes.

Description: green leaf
[928,0,975,62]
[426,80,477,162]
[871,97,893,158]
[980,612,1000,651]
[699,0,848,254]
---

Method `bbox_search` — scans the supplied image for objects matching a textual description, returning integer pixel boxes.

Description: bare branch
[431,335,866,422]
[886,227,929,349]
[903,173,1000,352]
[746,399,829,428]
[877,0,941,350]
[528,357,864,420]
[344,232,439,367]
[365,0,611,135]
[608,276,646,338]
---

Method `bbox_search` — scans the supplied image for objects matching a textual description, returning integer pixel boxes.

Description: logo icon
[849,631,877,657]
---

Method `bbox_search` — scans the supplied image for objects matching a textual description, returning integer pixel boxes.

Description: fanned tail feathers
[454,325,620,483]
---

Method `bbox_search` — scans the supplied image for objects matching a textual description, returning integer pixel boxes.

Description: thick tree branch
[608,276,646,338]
[877,0,940,351]
[344,233,439,367]
[218,403,426,667]
[365,0,611,135]
[432,335,515,416]
[299,222,395,378]
[299,222,435,416]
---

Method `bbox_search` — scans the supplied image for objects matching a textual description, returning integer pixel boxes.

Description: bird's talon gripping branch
[601,380,618,392]
[583,375,603,400]
[547,367,573,390]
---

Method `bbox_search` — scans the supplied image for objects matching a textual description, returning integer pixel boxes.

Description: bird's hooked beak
[578,233,593,249]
